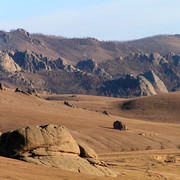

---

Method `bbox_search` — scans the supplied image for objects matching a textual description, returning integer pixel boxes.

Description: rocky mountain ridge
[0,29,179,97]
[0,48,179,97]
[1,29,180,64]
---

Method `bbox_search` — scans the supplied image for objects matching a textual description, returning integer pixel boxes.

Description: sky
[0,0,180,41]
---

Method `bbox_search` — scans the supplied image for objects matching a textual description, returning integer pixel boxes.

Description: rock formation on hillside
[12,49,73,73]
[0,124,116,177]
[142,71,168,94]
[98,74,158,98]
[0,50,21,72]
[0,47,178,97]
[137,75,157,96]
[76,59,112,79]
[13,50,50,72]
[12,28,32,42]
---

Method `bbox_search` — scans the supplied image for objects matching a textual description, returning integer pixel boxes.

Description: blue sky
[0,0,180,41]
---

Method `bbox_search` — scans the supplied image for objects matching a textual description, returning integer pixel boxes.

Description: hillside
[0,29,179,98]
[0,49,179,98]
[127,34,180,56]
[62,92,180,123]
[0,89,180,153]
[1,29,180,64]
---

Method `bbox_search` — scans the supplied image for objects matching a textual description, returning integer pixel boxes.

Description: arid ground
[0,90,180,179]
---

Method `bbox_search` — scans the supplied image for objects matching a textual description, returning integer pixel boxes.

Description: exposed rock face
[113,121,128,130]
[150,53,161,66]
[0,48,177,97]
[98,74,157,98]
[13,50,50,72]
[142,71,168,94]
[0,50,21,72]
[53,57,67,70]
[138,75,157,96]
[76,59,112,79]
[12,50,71,73]
[12,28,32,42]
[0,124,116,177]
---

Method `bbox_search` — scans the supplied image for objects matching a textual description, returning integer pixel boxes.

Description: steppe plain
[0,89,179,179]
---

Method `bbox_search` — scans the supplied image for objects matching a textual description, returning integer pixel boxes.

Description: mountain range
[0,29,179,97]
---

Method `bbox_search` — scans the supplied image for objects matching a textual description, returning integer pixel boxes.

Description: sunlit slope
[56,92,180,123]
[0,90,180,154]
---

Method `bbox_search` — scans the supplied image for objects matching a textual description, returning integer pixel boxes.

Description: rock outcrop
[142,71,168,94]
[12,28,32,42]
[76,59,112,79]
[0,50,21,72]
[138,75,157,96]
[13,50,50,72]
[0,124,116,177]
[98,74,157,98]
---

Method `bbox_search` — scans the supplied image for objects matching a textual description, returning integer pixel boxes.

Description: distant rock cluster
[0,124,116,177]
[15,87,40,97]
[0,35,179,98]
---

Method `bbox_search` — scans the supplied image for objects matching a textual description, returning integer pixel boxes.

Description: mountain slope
[1,29,180,64]
[1,49,179,97]
[56,92,180,124]
[0,29,179,98]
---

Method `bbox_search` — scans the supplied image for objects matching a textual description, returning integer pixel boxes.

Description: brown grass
[0,89,180,179]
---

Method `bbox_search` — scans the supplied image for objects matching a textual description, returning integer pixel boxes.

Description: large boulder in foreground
[0,124,116,177]
[0,124,80,157]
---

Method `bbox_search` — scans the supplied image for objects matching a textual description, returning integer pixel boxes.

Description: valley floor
[0,90,180,179]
